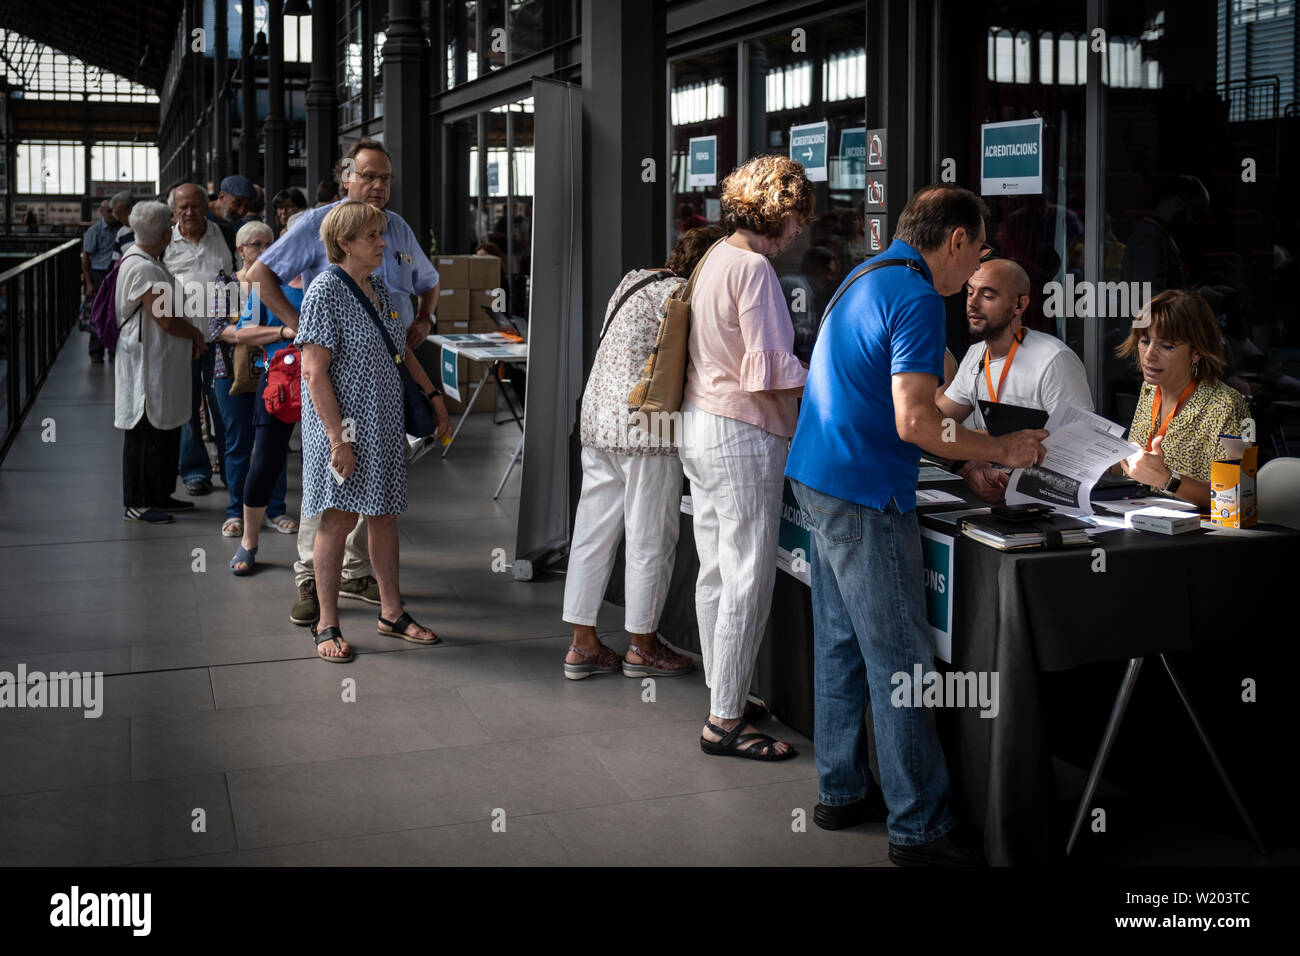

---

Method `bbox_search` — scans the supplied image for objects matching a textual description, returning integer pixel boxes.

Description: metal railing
[0,238,83,466]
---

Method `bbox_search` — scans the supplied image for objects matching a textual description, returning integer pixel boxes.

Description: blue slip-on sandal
[229,544,258,576]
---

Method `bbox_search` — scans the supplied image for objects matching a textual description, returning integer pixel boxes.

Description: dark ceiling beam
[0,0,184,90]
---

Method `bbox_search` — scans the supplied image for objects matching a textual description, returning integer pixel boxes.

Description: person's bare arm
[935,389,973,425]
[81,252,94,294]
[892,371,1046,468]
[302,343,354,478]
[245,260,301,328]
[404,348,452,438]
[235,324,291,347]
[406,283,438,350]
[140,285,206,357]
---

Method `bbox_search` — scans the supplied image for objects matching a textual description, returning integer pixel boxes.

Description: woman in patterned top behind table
[680,155,813,761]
[1117,288,1250,510]
[295,201,449,663]
[561,225,724,681]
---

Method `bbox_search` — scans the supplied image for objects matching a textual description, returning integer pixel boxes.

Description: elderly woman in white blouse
[114,201,207,523]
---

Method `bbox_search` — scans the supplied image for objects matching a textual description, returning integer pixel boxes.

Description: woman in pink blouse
[680,154,814,761]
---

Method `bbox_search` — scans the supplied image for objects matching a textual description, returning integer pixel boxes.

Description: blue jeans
[789,479,956,847]
[212,383,286,520]
[180,352,217,485]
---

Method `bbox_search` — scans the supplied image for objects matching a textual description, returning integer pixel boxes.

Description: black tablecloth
[656,479,1300,865]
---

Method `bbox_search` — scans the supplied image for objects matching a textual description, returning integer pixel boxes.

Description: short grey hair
[236,220,274,247]
[130,201,173,245]
[111,190,134,208]
[167,183,207,212]
[285,210,306,232]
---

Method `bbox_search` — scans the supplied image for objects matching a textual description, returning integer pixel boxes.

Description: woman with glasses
[273,188,309,237]
[227,222,302,572]
[211,221,296,541]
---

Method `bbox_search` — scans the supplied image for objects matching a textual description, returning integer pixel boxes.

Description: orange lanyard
[1146,381,1196,451]
[983,335,1021,404]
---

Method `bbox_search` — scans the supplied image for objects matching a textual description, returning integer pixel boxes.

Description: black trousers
[123,417,181,508]
[244,417,294,508]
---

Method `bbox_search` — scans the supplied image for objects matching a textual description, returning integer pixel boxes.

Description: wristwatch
[1163,467,1182,495]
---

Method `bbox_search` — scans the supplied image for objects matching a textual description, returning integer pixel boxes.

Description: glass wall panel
[745,11,866,361]
[1102,0,1298,449]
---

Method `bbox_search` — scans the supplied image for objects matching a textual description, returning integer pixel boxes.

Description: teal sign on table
[688,135,717,187]
[980,117,1043,195]
[919,527,954,663]
[440,345,460,402]
[776,479,812,586]
[789,121,828,182]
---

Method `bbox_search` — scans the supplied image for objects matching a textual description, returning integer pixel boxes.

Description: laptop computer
[978,399,1049,436]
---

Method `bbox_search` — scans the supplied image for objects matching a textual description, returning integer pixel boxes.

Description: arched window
[1039,31,1055,85]
[995,29,1014,83]
[1058,32,1076,85]
[1014,31,1032,84]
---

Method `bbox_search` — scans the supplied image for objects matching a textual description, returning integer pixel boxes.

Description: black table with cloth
[654,476,1300,865]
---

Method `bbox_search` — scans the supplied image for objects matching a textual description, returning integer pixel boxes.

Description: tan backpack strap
[674,238,727,304]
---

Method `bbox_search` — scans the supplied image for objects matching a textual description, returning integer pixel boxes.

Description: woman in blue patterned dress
[297,201,445,662]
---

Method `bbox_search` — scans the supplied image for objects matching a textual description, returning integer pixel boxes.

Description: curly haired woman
[679,154,814,761]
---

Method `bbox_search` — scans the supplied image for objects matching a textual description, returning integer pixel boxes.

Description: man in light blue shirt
[249,139,440,348]
[81,199,118,362]
[786,185,1047,865]
[245,138,446,627]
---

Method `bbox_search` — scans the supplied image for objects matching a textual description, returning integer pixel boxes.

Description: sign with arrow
[789,121,829,182]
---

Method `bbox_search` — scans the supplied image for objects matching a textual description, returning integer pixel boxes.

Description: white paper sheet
[1004,406,1140,516]
[916,488,966,505]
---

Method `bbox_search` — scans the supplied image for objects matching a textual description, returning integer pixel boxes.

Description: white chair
[1257,456,1300,529]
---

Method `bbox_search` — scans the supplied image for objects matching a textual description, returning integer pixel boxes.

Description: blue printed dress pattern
[295,269,408,517]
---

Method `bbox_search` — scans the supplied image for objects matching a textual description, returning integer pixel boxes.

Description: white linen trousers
[562,446,683,633]
[678,398,787,719]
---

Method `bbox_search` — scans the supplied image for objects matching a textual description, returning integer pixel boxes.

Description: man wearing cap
[209,174,256,259]
[245,137,449,627]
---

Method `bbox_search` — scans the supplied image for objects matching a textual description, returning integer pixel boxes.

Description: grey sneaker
[339,575,381,605]
[290,578,320,626]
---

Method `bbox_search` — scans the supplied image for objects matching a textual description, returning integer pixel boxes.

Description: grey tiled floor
[0,339,1291,867]
[0,339,839,867]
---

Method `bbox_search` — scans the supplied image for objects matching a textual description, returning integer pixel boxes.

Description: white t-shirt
[113,247,191,431]
[944,328,1093,430]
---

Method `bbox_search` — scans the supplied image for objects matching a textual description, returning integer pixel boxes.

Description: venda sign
[980,117,1043,196]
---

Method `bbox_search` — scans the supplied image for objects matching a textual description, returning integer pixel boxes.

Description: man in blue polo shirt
[786,185,1048,866]
[246,137,447,628]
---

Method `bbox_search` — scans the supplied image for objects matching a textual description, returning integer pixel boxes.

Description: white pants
[562,447,683,633]
[294,512,372,586]
[678,399,787,720]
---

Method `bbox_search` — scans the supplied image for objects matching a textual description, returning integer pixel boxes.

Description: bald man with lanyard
[937,258,1093,503]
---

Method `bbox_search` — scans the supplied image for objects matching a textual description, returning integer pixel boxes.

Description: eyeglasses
[242,241,268,250]
[354,172,394,185]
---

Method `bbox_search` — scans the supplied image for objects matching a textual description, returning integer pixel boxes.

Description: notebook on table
[961,513,1092,551]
